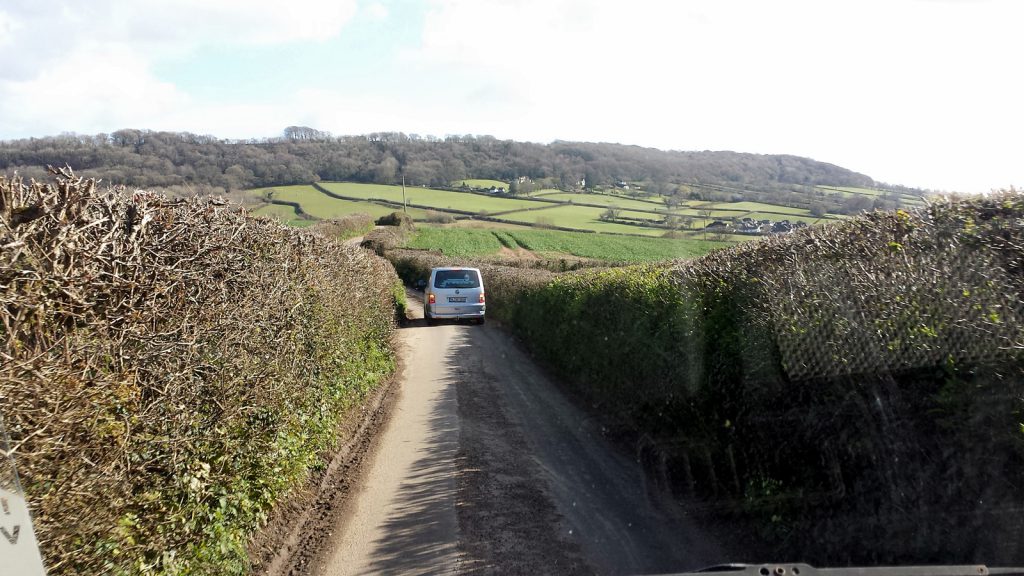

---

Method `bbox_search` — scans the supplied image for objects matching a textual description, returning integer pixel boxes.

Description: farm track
[305,291,727,575]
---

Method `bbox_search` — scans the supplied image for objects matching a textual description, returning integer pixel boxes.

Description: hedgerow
[388,194,1024,563]
[1,169,399,574]
[309,212,374,240]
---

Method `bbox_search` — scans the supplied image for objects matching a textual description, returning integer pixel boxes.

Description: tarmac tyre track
[468,326,725,575]
[453,355,592,574]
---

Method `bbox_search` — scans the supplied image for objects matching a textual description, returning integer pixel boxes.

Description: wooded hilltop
[0,127,925,214]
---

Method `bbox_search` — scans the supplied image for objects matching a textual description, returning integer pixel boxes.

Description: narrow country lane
[313,291,727,575]
[316,295,463,576]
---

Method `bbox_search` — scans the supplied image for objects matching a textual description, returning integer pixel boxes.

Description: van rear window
[433,270,480,289]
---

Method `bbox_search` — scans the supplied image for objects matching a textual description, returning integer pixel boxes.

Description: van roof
[431,267,481,272]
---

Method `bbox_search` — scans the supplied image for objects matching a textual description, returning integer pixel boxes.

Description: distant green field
[455,178,509,190]
[403,226,729,261]
[594,190,662,202]
[819,186,885,197]
[250,203,317,227]
[252,185,430,220]
[251,203,298,219]
[497,205,668,236]
[706,201,813,216]
[405,227,504,257]
[507,229,726,261]
[702,210,749,218]
[817,185,927,207]
[541,192,669,213]
[320,182,540,213]
[449,219,533,230]
[742,212,830,224]
[674,208,712,218]
[894,194,927,207]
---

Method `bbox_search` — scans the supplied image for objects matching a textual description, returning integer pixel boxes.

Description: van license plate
[448,297,467,303]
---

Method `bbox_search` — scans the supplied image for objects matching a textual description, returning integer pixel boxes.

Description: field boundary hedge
[2,169,401,574]
[265,197,308,219]
[311,182,478,217]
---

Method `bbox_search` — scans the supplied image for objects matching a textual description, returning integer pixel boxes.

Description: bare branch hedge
[1,169,399,574]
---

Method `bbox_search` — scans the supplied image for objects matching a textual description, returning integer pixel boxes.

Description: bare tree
[700,208,714,241]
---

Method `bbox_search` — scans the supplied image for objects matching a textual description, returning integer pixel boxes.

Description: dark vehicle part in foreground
[659,564,1024,576]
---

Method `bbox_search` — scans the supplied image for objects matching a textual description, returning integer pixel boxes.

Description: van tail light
[479,292,485,303]
[428,293,435,304]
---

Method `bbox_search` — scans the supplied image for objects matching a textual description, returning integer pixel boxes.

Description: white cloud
[0,0,359,77]
[0,0,359,138]
[362,1,390,22]
[0,10,20,48]
[407,0,1024,191]
[0,45,188,138]
[52,0,358,48]
[160,102,288,139]
[114,0,358,47]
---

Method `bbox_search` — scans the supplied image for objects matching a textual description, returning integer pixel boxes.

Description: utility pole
[402,174,408,214]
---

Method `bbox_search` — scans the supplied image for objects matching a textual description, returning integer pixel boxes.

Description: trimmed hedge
[310,212,374,240]
[388,194,1024,563]
[1,170,400,574]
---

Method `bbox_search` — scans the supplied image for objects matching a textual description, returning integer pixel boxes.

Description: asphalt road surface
[314,292,726,575]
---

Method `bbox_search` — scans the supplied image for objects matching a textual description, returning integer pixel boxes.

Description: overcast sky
[0,0,1020,192]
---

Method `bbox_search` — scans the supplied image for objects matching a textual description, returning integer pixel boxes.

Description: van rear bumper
[426,304,485,319]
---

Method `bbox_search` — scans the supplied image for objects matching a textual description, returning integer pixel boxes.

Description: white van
[424,267,485,325]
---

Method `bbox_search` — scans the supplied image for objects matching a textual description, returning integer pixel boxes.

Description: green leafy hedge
[388,195,1024,563]
[1,170,399,574]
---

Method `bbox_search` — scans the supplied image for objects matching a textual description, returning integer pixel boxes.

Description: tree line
[0,127,919,213]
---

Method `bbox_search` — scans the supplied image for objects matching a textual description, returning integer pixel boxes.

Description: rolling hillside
[249,182,849,241]
[0,130,929,213]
